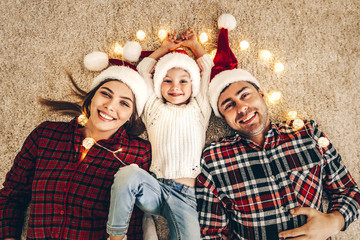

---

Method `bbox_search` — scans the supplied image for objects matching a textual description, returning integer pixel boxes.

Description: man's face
[218,81,270,139]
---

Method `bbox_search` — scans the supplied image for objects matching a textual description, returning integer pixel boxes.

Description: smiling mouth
[99,111,116,121]
[169,93,183,97]
[239,113,256,123]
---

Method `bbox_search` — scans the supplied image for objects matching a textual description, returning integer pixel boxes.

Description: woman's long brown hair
[38,72,145,136]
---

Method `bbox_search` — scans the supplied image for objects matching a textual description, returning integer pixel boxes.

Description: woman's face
[86,80,135,140]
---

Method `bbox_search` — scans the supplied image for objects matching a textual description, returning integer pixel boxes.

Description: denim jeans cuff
[106,224,128,236]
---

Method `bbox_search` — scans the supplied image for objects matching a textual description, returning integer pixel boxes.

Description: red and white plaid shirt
[196,120,360,240]
[0,118,151,239]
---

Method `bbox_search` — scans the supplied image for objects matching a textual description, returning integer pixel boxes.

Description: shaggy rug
[0,0,359,239]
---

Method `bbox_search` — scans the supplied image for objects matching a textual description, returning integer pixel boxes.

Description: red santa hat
[209,14,260,117]
[83,41,149,115]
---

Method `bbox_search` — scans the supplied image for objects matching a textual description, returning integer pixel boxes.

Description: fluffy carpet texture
[1,0,359,239]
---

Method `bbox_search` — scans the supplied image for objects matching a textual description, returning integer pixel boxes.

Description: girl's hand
[180,28,205,59]
[149,30,182,60]
[160,30,182,52]
[180,29,198,49]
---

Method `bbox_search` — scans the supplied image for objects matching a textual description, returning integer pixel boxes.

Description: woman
[0,53,151,240]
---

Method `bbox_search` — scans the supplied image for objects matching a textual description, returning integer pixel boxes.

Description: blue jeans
[107,164,200,240]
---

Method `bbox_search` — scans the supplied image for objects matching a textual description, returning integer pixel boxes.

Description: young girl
[0,49,151,240]
[107,29,213,240]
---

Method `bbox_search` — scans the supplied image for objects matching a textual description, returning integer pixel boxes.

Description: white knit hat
[84,41,149,115]
[153,51,201,99]
[209,14,260,117]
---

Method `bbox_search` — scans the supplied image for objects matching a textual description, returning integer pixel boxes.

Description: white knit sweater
[137,55,213,179]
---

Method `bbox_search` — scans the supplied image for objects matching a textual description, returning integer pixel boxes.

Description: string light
[78,114,88,126]
[318,137,330,148]
[268,91,282,103]
[287,111,298,120]
[199,32,209,44]
[293,119,305,130]
[274,62,285,72]
[239,40,249,51]
[82,137,96,150]
[113,43,123,55]
[136,30,146,41]
[259,50,272,62]
[109,25,296,124]
[210,49,217,60]
[158,29,167,41]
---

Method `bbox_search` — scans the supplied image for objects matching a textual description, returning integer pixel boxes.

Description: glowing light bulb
[199,32,209,44]
[239,40,249,51]
[293,119,305,130]
[82,137,96,150]
[274,62,285,73]
[268,91,282,103]
[158,29,167,41]
[210,49,217,60]
[77,114,88,126]
[259,50,272,61]
[136,30,146,41]
[113,43,123,55]
[287,111,298,120]
[318,137,330,148]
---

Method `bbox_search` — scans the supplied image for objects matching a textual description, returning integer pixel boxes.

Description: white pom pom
[218,13,237,31]
[84,51,109,71]
[123,41,142,62]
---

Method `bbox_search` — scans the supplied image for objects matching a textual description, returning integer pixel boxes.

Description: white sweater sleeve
[137,57,158,127]
[137,57,157,95]
[195,54,214,120]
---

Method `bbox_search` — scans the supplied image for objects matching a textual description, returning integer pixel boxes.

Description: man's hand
[278,207,345,240]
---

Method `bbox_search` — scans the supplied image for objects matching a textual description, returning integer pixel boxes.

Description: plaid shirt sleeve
[196,152,232,240]
[0,123,41,238]
[311,120,360,230]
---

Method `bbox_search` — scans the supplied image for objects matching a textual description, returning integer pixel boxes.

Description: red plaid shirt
[0,118,151,239]
[196,120,360,240]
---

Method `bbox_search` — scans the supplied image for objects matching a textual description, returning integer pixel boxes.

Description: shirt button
[60,210,65,215]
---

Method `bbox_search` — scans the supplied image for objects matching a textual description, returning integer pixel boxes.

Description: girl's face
[86,81,135,140]
[161,68,192,105]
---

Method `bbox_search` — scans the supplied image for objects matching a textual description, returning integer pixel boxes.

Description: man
[196,14,360,240]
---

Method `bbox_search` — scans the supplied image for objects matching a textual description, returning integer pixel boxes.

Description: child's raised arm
[149,31,182,60]
[180,29,206,59]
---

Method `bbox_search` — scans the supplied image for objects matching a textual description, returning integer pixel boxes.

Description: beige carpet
[0,0,359,239]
